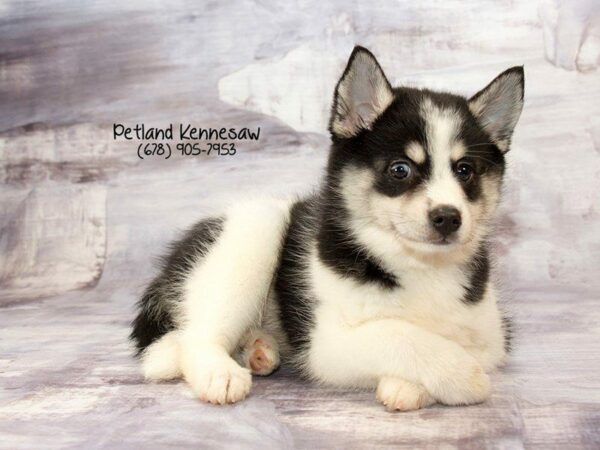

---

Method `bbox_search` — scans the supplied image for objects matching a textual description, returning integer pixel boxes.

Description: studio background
[1,1,599,448]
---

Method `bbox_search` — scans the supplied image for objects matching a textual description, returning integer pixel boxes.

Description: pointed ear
[468,67,524,153]
[329,46,394,139]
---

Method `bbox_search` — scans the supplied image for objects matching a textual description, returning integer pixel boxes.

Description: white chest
[308,250,506,369]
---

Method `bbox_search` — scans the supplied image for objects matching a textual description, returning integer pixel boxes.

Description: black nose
[429,205,462,237]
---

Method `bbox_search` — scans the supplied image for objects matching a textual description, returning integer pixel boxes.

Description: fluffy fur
[130,46,524,410]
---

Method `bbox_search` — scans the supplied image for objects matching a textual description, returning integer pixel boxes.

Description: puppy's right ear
[329,46,394,139]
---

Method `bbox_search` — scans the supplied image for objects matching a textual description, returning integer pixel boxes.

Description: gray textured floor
[1,1,599,448]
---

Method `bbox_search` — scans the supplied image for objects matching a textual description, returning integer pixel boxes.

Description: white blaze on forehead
[420,98,466,207]
[420,98,463,164]
[450,141,466,161]
[405,141,426,164]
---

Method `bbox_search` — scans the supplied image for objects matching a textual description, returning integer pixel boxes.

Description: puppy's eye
[455,160,474,182]
[389,161,412,180]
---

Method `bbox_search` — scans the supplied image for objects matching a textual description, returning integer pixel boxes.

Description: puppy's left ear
[329,46,394,139]
[468,67,524,153]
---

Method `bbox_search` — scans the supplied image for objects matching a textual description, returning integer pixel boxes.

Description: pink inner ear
[467,68,524,152]
[331,48,394,138]
[337,111,362,136]
[355,101,378,127]
[336,100,382,137]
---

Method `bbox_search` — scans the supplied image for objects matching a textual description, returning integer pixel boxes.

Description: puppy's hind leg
[141,330,182,381]
[179,199,290,404]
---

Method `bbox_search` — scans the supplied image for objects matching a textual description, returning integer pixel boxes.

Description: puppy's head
[328,46,523,258]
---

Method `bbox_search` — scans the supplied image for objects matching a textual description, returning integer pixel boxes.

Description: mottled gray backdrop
[0,0,599,448]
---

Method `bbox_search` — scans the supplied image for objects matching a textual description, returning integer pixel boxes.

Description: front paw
[425,355,491,406]
[376,377,435,412]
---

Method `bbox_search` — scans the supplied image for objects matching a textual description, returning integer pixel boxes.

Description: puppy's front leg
[179,199,290,403]
[308,318,490,409]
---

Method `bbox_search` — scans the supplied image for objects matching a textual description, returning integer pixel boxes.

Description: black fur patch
[130,277,177,356]
[457,112,506,202]
[329,86,505,206]
[316,179,399,289]
[274,198,319,352]
[275,194,398,356]
[130,217,224,354]
[462,244,490,304]
[330,88,432,198]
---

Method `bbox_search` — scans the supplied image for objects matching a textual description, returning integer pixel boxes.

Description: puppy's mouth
[428,236,457,246]
[411,237,460,250]
[391,228,463,250]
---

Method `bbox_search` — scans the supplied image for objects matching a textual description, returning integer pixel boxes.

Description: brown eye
[455,160,474,182]
[389,161,412,180]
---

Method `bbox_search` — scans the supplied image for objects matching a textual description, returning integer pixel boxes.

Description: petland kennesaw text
[113,123,261,141]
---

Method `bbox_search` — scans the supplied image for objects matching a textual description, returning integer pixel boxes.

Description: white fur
[140,66,514,409]
[422,101,474,244]
[405,141,426,164]
[297,101,507,407]
[178,199,291,345]
[340,166,480,269]
[305,243,504,405]
[376,377,435,411]
[141,331,182,381]
[143,198,292,403]
[142,179,506,408]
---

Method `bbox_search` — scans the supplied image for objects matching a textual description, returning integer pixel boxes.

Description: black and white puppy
[131,46,524,411]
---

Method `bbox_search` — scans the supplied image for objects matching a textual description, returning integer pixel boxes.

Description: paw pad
[242,334,280,376]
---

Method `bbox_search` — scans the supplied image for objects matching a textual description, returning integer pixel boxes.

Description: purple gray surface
[1,0,599,448]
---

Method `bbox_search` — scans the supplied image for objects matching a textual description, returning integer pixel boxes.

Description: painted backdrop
[0,1,599,448]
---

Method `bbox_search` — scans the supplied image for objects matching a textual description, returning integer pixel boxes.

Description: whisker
[464,142,496,149]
